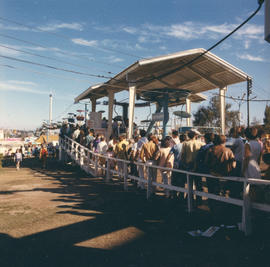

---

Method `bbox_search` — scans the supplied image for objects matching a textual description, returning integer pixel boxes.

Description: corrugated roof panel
[75,48,250,103]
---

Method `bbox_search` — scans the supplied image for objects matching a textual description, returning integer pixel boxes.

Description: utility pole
[84,103,88,125]
[247,78,252,128]
[231,93,246,127]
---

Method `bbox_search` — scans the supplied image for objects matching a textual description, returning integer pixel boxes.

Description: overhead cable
[0,62,92,82]
[0,33,123,69]
[0,16,144,59]
[0,54,112,79]
[0,43,116,75]
[132,1,264,84]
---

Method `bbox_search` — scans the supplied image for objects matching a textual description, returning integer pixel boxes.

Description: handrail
[59,135,270,235]
[63,135,268,184]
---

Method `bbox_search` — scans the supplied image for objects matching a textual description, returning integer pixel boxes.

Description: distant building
[0,129,4,140]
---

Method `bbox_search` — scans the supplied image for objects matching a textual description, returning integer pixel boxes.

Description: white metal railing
[59,135,270,235]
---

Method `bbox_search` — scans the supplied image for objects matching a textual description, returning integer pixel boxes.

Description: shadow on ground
[0,157,270,267]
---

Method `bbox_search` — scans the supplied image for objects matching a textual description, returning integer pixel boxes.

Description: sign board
[152,112,164,122]
[87,112,102,128]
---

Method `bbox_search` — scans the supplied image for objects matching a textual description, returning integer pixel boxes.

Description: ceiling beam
[186,65,224,88]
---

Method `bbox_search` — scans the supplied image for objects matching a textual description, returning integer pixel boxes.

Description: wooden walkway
[0,158,269,267]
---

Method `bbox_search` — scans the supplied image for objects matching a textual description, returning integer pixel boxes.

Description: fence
[59,135,270,236]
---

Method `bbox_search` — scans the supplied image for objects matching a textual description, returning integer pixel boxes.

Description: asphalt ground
[0,157,270,267]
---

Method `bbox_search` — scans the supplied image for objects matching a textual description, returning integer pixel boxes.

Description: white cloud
[0,81,49,95]
[244,40,251,49]
[0,43,21,56]
[71,38,98,47]
[219,42,232,51]
[138,36,147,43]
[38,22,83,31]
[29,46,61,52]
[122,26,137,34]
[117,21,264,46]
[235,24,264,39]
[203,23,233,35]
[106,55,124,63]
[159,46,167,50]
[237,53,264,62]
[7,80,37,86]
[166,22,203,40]
[0,23,30,31]
[135,43,143,50]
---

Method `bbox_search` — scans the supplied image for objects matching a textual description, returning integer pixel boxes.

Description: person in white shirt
[97,136,108,176]
[243,127,262,179]
[130,135,140,176]
[14,149,22,170]
[170,130,180,147]
[72,126,80,141]
[108,135,117,150]
[136,130,148,189]
[97,136,108,155]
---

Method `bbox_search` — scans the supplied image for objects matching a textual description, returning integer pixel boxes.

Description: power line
[213,93,270,102]
[53,102,75,121]
[252,82,270,98]
[0,33,124,69]
[0,43,116,75]
[0,62,119,100]
[0,16,144,60]
[0,62,92,82]
[129,1,264,84]
[0,54,112,79]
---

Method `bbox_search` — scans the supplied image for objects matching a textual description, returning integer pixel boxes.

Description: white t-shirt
[73,129,80,140]
[15,152,22,161]
[97,141,108,154]
[137,137,148,150]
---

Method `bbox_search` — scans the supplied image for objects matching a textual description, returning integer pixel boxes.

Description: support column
[128,83,136,139]
[162,92,169,139]
[219,87,227,135]
[91,98,96,112]
[186,97,191,127]
[146,103,162,135]
[122,104,128,123]
[107,90,114,139]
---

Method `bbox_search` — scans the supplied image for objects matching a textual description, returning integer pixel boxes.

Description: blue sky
[0,0,269,130]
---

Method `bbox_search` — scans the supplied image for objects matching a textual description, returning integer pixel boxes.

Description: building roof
[74,48,250,103]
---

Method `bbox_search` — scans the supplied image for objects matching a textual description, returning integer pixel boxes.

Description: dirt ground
[0,157,270,267]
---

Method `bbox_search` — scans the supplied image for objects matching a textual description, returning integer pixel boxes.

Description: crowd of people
[9,143,57,170]
[60,122,270,200]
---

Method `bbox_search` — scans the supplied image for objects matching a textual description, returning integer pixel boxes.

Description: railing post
[241,181,252,235]
[146,164,152,200]
[59,139,63,161]
[75,144,78,162]
[66,137,69,151]
[187,174,193,213]
[124,162,128,191]
[80,146,84,166]
[106,158,111,182]
[70,141,74,156]
[67,140,73,156]
[95,155,98,176]
[86,150,91,174]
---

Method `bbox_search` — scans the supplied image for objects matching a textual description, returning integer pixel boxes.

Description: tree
[193,96,239,130]
[264,105,270,131]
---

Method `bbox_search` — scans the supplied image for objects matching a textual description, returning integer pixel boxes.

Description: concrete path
[0,158,269,267]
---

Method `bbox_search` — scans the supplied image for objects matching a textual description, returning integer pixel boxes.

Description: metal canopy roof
[74,48,250,103]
